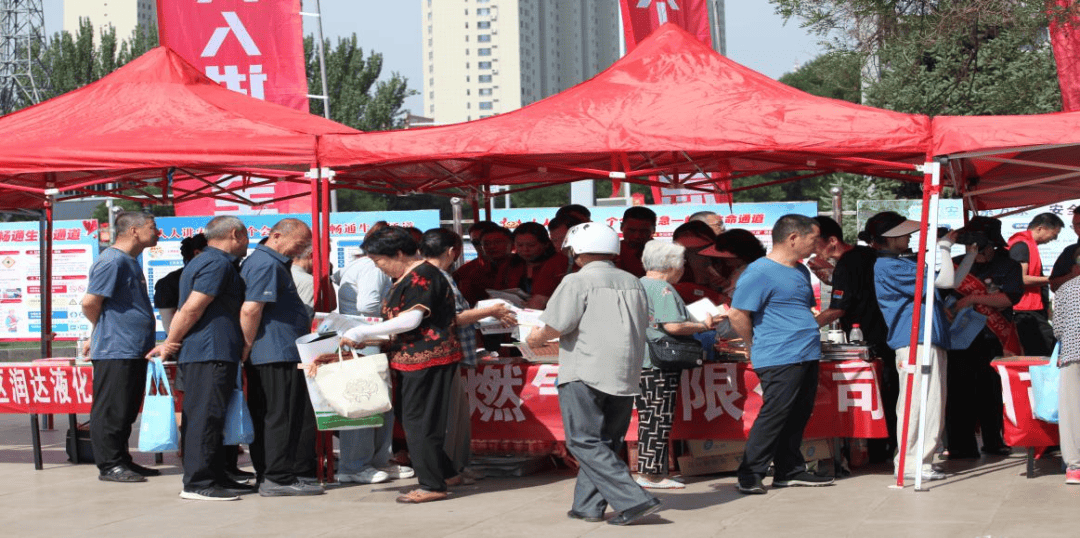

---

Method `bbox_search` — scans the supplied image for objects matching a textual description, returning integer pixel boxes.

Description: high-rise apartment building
[422,0,621,125]
[63,0,156,41]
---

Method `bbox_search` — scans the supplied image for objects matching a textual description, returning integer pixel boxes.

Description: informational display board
[144,211,440,337]
[858,199,1080,272]
[473,201,819,262]
[0,220,99,341]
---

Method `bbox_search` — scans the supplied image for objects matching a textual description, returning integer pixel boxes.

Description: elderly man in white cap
[527,222,660,526]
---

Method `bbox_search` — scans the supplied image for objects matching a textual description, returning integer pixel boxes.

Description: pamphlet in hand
[314,313,390,342]
[476,298,516,334]
[686,298,728,324]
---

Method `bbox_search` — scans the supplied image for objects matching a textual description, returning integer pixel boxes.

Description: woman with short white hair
[635,240,719,489]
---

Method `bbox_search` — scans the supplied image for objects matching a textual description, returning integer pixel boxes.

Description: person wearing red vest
[1007,212,1064,356]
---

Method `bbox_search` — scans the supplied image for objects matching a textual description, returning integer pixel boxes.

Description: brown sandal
[395,489,448,504]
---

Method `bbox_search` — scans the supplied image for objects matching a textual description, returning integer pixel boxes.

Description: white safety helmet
[562,222,621,256]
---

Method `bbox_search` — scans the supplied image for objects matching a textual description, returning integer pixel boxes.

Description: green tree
[304,35,415,131]
[771,0,1063,116]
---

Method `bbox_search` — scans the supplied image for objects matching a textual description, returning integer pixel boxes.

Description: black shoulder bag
[647,329,705,371]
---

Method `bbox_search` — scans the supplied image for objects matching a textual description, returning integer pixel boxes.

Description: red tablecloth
[466,360,888,455]
[990,358,1059,448]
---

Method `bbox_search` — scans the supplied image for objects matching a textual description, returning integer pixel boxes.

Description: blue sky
[45,1,825,116]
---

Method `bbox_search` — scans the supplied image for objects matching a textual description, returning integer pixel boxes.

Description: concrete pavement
[0,414,1073,538]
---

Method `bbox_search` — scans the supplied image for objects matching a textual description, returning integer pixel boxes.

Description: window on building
[479,88,492,96]
[479,102,493,110]
[466,89,471,96]
[478,34,491,43]
[477,8,489,16]
[428,25,432,34]
[479,74,492,83]
[429,91,434,99]
[479,61,492,69]
[480,115,492,119]
[467,102,471,109]
[429,51,433,60]
[465,35,469,42]
[478,48,491,56]
[478,21,490,29]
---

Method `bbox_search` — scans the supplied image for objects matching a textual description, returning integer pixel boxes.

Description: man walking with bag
[239,219,324,497]
[729,214,834,494]
[82,211,161,483]
[148,216,250,501]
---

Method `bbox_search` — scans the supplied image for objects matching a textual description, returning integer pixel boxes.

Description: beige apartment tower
[63,0,157,41]
[422,0,621,125]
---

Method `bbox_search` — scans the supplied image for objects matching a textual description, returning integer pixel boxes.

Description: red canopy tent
[0,46,357,208]
[0,46,358,360]
[933,113,1080,211]
[319,24,932,201]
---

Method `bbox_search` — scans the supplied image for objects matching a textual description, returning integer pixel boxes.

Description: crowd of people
[78,202,1080,522]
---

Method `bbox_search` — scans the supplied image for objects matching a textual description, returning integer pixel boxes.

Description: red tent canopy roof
[0,47,357,199]
[321,24,931,196]
[933,113,1080,210]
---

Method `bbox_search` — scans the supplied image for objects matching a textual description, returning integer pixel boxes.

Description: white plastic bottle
[849,323,864,344]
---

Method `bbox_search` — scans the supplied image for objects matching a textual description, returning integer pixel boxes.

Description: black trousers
[868,346,899,462]
[246,362,317,484]
[946,333,1006,456]
[90,359,148,472]
[1014,309,1056,357]
[395,362,457,492]
[737,361,819,481]
[181,361,236,490]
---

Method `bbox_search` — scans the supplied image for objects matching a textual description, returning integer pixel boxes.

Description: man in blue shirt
[148,215,250,501]
[82,211,160,483]
[239,219,324,497]
[729,214,834,494]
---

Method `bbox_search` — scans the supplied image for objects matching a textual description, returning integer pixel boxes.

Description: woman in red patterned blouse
[339,226,463,504]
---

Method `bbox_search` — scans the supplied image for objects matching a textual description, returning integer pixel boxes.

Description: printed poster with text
[0,220,99,341]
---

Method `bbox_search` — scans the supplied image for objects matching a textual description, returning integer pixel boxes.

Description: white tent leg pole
[913,161,942,492]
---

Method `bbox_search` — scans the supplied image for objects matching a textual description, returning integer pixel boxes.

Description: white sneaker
[338,467,390,484]
[379,464,415,480]
[900,469,947,482]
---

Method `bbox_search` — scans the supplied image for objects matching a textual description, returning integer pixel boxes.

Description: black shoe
[217,479,258,495]
[772,471,835,488]
[607,498,661,526]
[127,461,162,477]
[226,467,256,481]
[982,445,1013,456]
[179,486,239,501]
[567,510,603,523]
[99,465,146,483]
[736,476,766,495]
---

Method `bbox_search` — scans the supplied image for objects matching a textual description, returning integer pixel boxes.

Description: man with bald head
[239,218,324,497]
[82,211,160,483]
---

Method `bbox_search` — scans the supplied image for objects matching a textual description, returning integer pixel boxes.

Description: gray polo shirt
[240,244,310,365]
[540,260,648,397]
[86,247,155,359]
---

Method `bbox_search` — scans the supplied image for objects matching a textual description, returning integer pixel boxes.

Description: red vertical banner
[157,0,312,215]
[1050,1,1080,112]
[620,0,712,52]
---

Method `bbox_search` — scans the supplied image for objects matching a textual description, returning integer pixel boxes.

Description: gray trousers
[444,367,472,473]
[1059,362,1080,470]
[558,381,654,516]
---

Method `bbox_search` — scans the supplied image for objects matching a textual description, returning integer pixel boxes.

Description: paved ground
[0,414,1074,538]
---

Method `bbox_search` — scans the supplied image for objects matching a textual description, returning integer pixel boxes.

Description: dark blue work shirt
[177,246,244,364]
[86,247,155,359]
[240,244,308,365]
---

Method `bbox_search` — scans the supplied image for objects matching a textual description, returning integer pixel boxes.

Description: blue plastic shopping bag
[138,360,179,452]
[1030,343,1060,424]
[223,369,255,445]
[949,307,987,350]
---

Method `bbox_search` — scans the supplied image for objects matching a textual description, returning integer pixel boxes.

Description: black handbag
[647,332,704,371]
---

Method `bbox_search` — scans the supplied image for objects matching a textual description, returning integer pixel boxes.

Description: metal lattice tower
[0,0,46,115]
